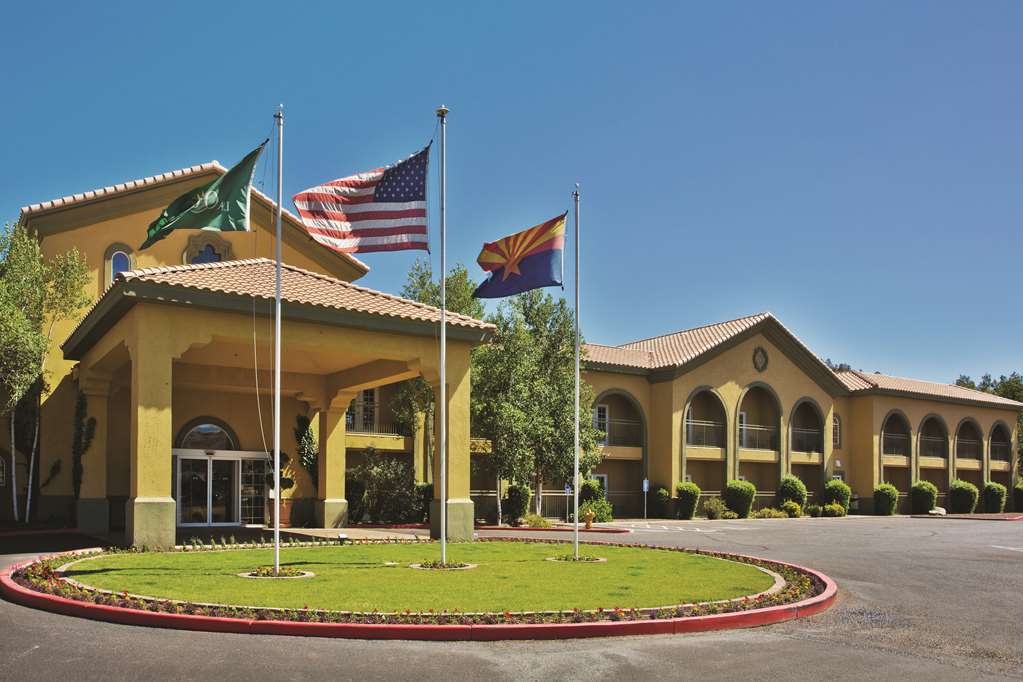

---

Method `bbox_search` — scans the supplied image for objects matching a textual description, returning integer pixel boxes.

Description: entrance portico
[63,259,492,547]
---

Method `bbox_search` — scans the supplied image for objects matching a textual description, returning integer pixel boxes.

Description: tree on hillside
[0,222,90,522]
[509,290,603,514]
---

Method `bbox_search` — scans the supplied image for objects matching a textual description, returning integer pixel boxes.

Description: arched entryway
[789,398,825,501]
[917,415,949,499]
[172,418,268,527]
[954,419,984,488]
[989,422,1014,492]
[682,387,728,497]
[880,411,912,500]
[736,383,781,496]
[592,389,647,517]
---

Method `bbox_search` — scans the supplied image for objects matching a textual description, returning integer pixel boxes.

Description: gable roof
[18,161,369,276]
[836,369,1023,409]
[584,313,1023,411]
[63,258,493,359]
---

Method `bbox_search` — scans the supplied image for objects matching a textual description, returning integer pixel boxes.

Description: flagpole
[436,105,448,564]
[273,105,284,575]
[572,184,581,559]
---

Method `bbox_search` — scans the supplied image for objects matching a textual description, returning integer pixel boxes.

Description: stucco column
[429,354,474,540]
[315,395,352,527]
[947,433,956,492]
[76,370,111,534]
[126,335,175,549]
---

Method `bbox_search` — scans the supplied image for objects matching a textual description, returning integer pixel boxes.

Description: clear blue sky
[3,1,1020,383]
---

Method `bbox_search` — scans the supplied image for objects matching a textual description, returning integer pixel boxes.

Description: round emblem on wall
[753,346,769,372]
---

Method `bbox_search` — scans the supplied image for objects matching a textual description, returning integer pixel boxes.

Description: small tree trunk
[24,395,40,523]
[495,476,502,525]
[10,416,19,522]
[534,474,543,515]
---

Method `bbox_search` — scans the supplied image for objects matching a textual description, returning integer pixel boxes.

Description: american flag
[292,145,430,253]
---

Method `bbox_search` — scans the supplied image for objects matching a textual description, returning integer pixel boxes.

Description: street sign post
[642,478,649,519]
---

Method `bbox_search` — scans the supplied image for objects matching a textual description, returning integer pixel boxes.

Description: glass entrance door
[176,455,251,526]
[211,459,238,524]
[179,458,209,525]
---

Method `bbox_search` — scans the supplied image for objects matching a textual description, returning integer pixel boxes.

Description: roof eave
[852,387,1023,412]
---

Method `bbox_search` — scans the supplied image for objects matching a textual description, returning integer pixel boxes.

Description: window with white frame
[347,388,378,432]
[593,404,609,445]
[832,414,842,448]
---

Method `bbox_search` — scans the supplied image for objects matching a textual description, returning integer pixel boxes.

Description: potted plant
[265,451,295,528]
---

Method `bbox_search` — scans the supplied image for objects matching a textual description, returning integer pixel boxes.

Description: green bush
[522,512,551,528]
[655,487,673,518]
[720,510,739,519]
[504,483,532,523]
[780,500,802,518]
[346,477,367,523]
[580,478,604,503]
[347,456,421,524]
[675,481,701,520]
[822,502,846,517]
[910,480,938,514]
[948,479,979,514]
[416,483,433,522]
[703,496,727,520]
[724,479,757,518]
[1014,483,1023,513]
[821,479,852,511]
[805,503,822,517]
[580,497,613,523]
[777,475,808,508]
[981,482,1007,513]
[873,483,899,516]
[752,507,788,519]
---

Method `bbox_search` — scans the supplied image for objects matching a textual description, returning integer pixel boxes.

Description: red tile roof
[837,370,1023,408]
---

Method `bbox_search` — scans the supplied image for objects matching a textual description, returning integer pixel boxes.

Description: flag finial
[436,105,449,118]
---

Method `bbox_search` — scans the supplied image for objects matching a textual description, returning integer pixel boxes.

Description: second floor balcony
[601,418,643,447]
[685,418,725,448]
[739,424,778,451]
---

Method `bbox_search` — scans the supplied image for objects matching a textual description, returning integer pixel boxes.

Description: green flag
[140,141,267,250]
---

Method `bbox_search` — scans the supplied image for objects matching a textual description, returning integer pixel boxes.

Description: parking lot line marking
[991,545,1023,553]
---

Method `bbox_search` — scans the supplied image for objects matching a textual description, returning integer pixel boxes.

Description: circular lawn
[61,541,774,613]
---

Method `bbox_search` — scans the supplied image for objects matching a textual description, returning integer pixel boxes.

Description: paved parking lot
[2,517,1021,681]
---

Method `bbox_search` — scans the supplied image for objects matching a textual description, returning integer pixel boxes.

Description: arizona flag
[472,212,566,299]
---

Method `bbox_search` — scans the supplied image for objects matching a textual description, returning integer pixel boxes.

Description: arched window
[111,251,131,281]
[177,420,238,450]
[832,414,842,448]
[104,243,134,286]
[184,233,234,264]
[191,243,223,264]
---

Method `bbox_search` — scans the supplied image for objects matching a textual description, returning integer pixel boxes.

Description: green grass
[64,542,772,613]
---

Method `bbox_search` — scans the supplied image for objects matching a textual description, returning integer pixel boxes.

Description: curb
[0,548,836,641]
[476,526,631,534]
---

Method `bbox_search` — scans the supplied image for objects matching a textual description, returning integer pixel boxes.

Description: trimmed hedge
[981,482,1007,513]
[724,479,757,518]
[822,502,846,517]
[805,503,822,518]
[675,481,701,520]
[1015,483,1023,513]
[822,479,852,512]
[504,483,532,523]
[703,496,726,520]
[948,479,979,514]
[777,475,808,508]
[910,480,938,514]
[655,487,672,518]
[780,500,802,518]
[753,507,788,519]
[873,483,899,516]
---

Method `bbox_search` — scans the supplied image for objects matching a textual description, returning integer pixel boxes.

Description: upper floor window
[832,414,842,448]
[104,243,134,287]
[593,404,608,445]
[191,243,223,264]
[184,232,234,265]
[347,389,378,433]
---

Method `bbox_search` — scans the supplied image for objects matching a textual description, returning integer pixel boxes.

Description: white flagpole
[436,105,448,564]
[273,105,284,575]
[572,184,581,559]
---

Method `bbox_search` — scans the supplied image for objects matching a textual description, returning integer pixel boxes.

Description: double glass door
[175,452,267,527]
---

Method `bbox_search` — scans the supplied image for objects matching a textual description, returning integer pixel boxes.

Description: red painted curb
[0,548,837,641]
[476,526,631,534]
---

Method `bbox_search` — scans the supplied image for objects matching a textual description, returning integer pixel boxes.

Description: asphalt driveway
[2,517,1021,681]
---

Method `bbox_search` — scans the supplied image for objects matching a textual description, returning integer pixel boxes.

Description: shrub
[910,480,938,514]
[1015,483,1023,513]
[873,483,899,516]
[348,456,422,524]
[675,481,701,520]
[981,482,1007,513]
[948,479,979,514]
[821,479,852,511]
[752,507,788,519]
[580,497,613,523]
[724,479,757,518]
[805,503,822,518]
[720,510,739,519]
[702,496,727,520]
[522,512,551,528]
[780,500,802,518]
[822,502,846,517]
[504,483,532,524]
[415,483,433,522]
[346,478,367,523]
[655,487,673,518]
[777,475,808,508]
[580,478,604,503]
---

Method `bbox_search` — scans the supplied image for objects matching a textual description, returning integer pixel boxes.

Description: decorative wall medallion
[753,346,769,372]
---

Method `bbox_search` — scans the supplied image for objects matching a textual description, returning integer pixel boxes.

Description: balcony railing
[919,435,947,459]
[791,427,823,454]
[739,424,778,451]
[346,420,402,436]
[685,419,725,448]
[883,432,909,457]
[955,437,981,459]
[991,441,1012,461]
[600,418,643,447]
